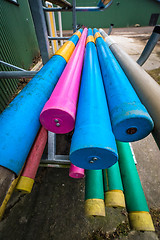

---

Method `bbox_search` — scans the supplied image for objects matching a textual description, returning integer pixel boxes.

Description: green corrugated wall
[59,0,160,29]
[0,0,39,113]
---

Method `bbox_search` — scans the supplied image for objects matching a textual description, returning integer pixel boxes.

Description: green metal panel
[59,0,160,29]
[0,0,39,113]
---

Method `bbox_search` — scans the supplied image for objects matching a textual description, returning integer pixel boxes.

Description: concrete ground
[0,27,160,240]
[109,26,160,71]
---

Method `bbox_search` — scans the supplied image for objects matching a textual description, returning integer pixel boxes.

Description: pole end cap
[85,199,105,217]
[16,176,34,194]
[129,211,155,231]
[104,190,125,208]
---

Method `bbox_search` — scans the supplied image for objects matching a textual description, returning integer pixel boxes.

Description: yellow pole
[48,5,58,52]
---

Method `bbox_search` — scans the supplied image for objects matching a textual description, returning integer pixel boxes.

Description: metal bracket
[40,132,70,167]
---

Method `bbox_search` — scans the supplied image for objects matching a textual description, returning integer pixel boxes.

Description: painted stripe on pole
[55,29,83,62]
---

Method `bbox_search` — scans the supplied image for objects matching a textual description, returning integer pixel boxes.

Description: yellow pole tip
[104,190,126,208]
[129,212,155,231]
[85,199,105,217]
[16,176,34,194]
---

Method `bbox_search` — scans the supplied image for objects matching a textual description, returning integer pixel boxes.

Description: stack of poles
[99,28,160,150]
[16,28,87,192]
[69,28,118,170]
[0,29,83,215]
[18,28,155,230]
[40,29,88,177]
[0,27,157,231]
[92,29,155,230]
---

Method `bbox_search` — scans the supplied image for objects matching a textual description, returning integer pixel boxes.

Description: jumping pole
[117,141,155,231]
[85,170,105,217]
[40,28,87,134]
[0,29,82,217]
[70,28,118,170]
[99,28,160,149]
[94,29,154,142]
[0,29,82,175]
[103,162,125,208]
[16,127,48,193]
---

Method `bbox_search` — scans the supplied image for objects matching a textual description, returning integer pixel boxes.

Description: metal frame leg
[108,24,114,36]
[48,132,56,160]
[41,131,70,166]
[28,0,50,65]
[72,0,77,33]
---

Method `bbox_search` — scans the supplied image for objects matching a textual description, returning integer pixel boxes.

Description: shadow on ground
[0,168,128,240]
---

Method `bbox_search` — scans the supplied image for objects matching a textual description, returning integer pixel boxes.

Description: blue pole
[70,28,118,170]
[93,28,154,142]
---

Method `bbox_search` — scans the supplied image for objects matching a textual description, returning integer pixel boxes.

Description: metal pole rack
[1,0,159,168]
[25,0,114,168]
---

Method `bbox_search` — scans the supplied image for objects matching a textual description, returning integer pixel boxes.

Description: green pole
[117,141,155,231]
[102,169,108,193]
[103,162,125,208]
[107,162,124,191]
[85,170,105,217]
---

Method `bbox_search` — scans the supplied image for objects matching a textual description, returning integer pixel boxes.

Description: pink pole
[16,126,48,193]
[69,163,85,179]
[40,28,88,134]
[21,126,48,179]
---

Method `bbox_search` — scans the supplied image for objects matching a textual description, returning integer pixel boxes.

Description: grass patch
[88,221,130,240]
[147,68,160,85]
